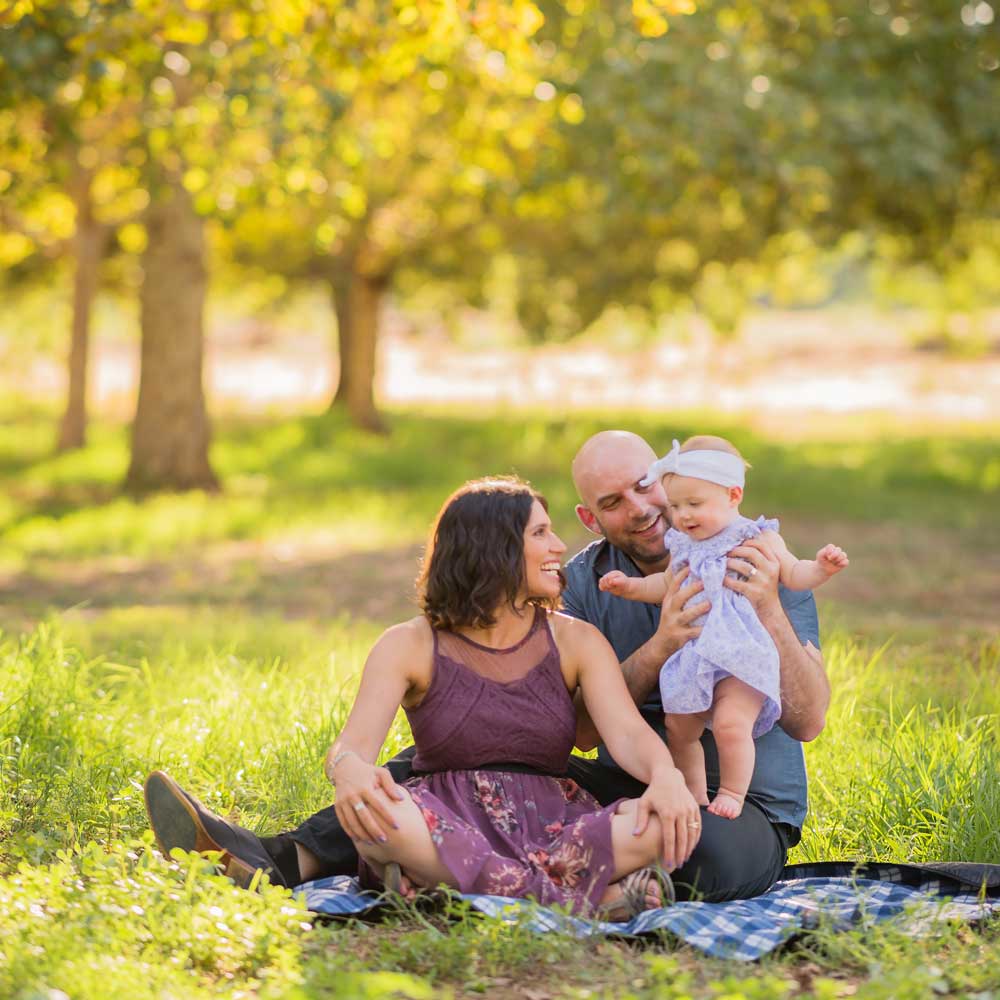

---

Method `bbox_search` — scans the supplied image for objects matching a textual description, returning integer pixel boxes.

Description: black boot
[144,770,287,889]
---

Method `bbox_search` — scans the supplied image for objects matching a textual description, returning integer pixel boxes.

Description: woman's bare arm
[555,615,701,869]
[326,618,430,842]
[573,567,708,751]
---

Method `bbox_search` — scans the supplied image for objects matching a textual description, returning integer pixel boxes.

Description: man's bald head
[571,430,670,571]
[572,431,657,507]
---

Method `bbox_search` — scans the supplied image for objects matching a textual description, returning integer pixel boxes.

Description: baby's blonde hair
[679,435,751,471]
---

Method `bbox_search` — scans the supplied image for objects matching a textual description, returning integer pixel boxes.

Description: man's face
[576,437,671,570]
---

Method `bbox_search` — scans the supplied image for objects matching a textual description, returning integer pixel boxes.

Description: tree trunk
[341,266,387,432]
[125,181,219,492]
[56,173,107,452]
[329,269,352,407]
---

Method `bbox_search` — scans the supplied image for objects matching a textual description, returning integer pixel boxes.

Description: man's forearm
[619,634,673,707]
[760,604,829,742]
[574,631,675,750]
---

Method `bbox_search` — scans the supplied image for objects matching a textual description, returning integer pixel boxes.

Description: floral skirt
[360,769,622,916]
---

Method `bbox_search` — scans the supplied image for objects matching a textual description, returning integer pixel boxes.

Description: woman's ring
[748,566,758,577]
[688,820,701,828]
[353,801,367,812]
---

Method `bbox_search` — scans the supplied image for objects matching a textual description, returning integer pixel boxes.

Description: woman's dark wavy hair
[418,476,562,631]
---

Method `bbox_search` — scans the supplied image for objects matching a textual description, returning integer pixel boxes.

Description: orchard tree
[228,0,692,430]
[76,0,307,491]
[0,6,138,450]
[511,0,1000,340]
[227,1,568,430]
[4,0,311,489]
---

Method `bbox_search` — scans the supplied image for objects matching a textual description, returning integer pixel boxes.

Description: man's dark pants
[289,748,789,901]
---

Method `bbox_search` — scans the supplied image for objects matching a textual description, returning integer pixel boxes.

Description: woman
[324,476,701,917]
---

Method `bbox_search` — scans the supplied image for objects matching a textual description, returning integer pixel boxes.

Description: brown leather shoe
[143,770,285,889]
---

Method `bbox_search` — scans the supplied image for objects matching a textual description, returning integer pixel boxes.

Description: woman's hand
[332,753,406,845]
[631,765,702,871]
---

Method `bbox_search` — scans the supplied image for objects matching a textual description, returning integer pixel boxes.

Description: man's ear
[576,504,603,536]
[728,486,744,507]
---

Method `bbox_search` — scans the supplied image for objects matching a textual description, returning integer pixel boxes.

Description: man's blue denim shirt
[562,537,821,840]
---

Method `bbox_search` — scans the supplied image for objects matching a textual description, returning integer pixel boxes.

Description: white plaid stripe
[300,872,1000,961]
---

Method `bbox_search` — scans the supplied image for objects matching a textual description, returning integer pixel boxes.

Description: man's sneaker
[143,770,287,889]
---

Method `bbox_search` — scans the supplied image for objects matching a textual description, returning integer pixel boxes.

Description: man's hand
[578,565,708,748]
[631,765,702,871]
[654,565,709,657]
[724,536,830,741]
[722,538,782,618]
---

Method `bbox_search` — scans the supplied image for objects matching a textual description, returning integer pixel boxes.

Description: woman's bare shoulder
[371,616,434,661]
[547,610,605,649]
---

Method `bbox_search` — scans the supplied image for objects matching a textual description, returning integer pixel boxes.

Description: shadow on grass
[2,407,998,634]
[0,540,427,627]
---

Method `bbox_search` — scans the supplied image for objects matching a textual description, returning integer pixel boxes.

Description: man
[145,429,828,900]
[562,430,829,899]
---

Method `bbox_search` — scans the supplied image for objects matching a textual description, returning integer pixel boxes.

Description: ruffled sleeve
[665,527,691,565]
[753,515,780,536]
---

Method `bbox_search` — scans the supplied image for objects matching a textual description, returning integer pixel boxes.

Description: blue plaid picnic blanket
[298,861,1000,961]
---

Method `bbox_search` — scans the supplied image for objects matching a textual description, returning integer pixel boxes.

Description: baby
[600,435,848,819]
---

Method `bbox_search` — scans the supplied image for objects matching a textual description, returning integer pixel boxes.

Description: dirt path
[4,306,998,636]
[13,306,1000,422]
[2,514,996,642]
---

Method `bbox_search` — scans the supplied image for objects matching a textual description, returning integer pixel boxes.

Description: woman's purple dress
[660,515,782,738]
[361,608,621,915]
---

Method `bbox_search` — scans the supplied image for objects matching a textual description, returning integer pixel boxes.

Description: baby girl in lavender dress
[600,435,848,819]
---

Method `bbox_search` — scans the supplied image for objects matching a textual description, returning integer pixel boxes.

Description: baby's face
[664,475,741,541]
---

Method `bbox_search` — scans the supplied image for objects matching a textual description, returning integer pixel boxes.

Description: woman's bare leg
[295,843,322,882]
[665,712,710,805]
[350,788,457,892]
[597,800,673,913]
[707,677,766,819]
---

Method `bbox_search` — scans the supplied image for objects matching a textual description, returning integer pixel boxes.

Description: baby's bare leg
[664,712,710,806]
[707,677,766,819]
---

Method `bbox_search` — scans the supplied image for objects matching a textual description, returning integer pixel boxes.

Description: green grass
[1,400,999,998]
[2,401,998,563]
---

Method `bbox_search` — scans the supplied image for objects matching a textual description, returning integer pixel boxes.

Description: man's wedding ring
[688,820,701,828]
[353,801,367,811]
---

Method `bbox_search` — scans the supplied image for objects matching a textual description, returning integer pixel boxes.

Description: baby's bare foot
[707,790,744,819]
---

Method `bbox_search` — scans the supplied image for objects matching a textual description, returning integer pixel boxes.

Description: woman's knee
[610,802,662,863]
[347,787,422,846]
[614,798,639,819]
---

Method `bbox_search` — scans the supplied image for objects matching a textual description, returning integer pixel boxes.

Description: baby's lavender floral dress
[660,515,782,737]
[359,608,621,915]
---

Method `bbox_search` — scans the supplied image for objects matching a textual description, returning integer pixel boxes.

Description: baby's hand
[816,544,849,576]
[599,570,635,597]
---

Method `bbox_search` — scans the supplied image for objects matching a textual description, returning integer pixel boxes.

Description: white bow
[639,440,681,486]
[640,439,746,489]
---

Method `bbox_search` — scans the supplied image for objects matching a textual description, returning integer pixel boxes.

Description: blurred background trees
[2,0,997,488]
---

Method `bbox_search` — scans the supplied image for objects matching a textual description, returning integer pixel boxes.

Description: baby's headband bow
[640,440,746,490]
